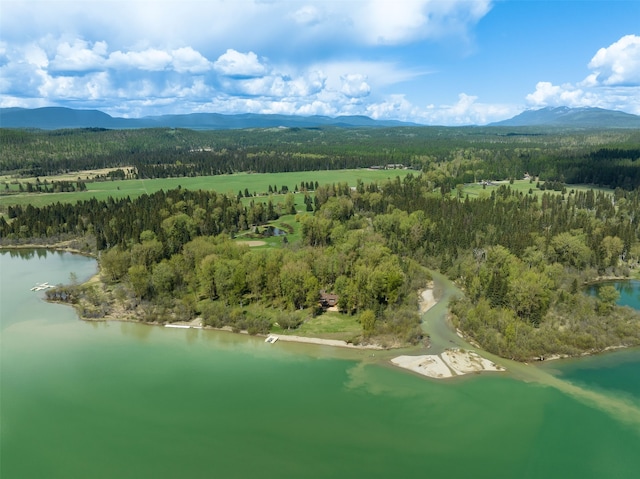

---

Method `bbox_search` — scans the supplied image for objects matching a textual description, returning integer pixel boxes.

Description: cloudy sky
[1,0,639,125]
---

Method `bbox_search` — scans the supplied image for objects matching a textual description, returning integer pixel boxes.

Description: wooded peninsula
[2,125,640,361]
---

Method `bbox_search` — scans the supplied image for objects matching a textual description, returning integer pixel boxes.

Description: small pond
[587,279,640,309]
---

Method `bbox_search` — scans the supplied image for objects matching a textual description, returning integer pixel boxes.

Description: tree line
[3,126,640,189]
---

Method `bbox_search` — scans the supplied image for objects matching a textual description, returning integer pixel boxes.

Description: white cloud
[214,49,266,78]
[171,47,212,74]
[588,34,640,86]
[1,1,493,53]
[0,1,500,124]
[420,94,517,125]
[526,80,640,114]
[23,43,49,69]
[366,94,417,120]
[50,39,108,72]
[340,74,371,98]
[107,48,173,71]
[526,81,591,107]
[217,69,327,100]
[290,5,324,26]
[526,35,640,115]
[352,0,492,45]
[317,60,427,93]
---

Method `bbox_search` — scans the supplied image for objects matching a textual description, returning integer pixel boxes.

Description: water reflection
[588,280,640,308]
[119,321,154,341]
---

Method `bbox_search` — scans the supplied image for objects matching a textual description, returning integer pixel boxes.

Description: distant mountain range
[0,107,418,130]
[1,106,639,130]
[488,106,640,128]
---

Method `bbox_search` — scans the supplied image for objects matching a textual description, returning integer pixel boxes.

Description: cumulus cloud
[107,48,173,71]
[217,67,327,100]
[587,34,640,86]
[50,39,108,73]
[171,47,211,74]
[526,35,640,114]
[364,93,514,126]
[526,81,592,108]
[340,74,371,98]
[0,1,501,123]
[214,49,266,78]
[47,41,213,75]
[420,94,517,125]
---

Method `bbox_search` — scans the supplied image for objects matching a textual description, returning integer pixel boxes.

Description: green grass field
[0,168,412,209]
[276,311,362,341]
[461,179,613,199]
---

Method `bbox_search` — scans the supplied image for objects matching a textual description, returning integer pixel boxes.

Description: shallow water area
[2,250,640,479]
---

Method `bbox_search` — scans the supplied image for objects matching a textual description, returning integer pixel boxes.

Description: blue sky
[1,0,639,125]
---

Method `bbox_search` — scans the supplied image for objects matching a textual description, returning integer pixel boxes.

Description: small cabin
[319,291,339,309]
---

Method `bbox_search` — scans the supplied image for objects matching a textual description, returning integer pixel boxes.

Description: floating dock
[265,335,279,344]
[30,282,53,291]
[164,323,203,329]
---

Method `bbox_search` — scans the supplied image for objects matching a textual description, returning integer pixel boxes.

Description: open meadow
[0,168,412,209]
[462,179,613,199]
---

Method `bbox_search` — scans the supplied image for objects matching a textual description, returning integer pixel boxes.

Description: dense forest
[2,126,640,358]
[2,126,640,189]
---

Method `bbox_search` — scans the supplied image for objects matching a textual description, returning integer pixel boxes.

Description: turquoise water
[588,279,640,309]
[2,250,640,478]
[575,280,640,399]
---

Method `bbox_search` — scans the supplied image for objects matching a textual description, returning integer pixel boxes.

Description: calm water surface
[2,250,639,479]
[589,279,640,310]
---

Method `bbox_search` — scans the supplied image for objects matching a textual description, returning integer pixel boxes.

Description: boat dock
[164,324,203,329]
[265,335,279,344]
[30,282,53,292]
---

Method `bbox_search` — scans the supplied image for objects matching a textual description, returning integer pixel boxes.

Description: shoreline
[70,312,385,350]
[38,254,637,373]
[0,242,97,258]
[267,333,383,350]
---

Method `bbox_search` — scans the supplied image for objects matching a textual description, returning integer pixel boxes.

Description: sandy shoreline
[267,334,383,350]
[112,316,384,350]
[419,286,437,313]
[391,349,505,379]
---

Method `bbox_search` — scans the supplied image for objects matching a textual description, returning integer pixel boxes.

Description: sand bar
[274,334,382,350]
[391,349,505,379]
[419,288,437,313]
[391,354,454,378]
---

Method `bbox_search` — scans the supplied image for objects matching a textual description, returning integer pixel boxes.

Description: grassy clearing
[0,166,135,184]
[462,179,613,199]
[282,311,362,341]
[233,214,305,248]
[0,168,411,209]
[222,303,361,341]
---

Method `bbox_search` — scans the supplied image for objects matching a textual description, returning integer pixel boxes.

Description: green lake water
[2,250,640,478]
